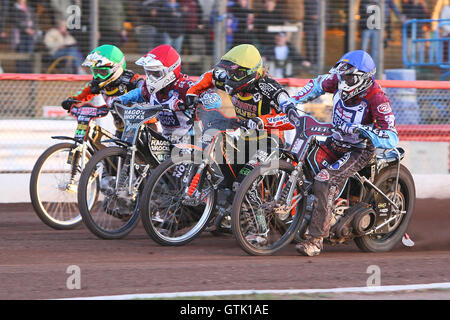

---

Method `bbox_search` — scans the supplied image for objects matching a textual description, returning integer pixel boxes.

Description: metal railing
[403,19,450,80]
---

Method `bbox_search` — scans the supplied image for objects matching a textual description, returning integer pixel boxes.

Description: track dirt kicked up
[0,198,448,300]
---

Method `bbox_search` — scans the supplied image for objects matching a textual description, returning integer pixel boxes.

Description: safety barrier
[0,74,449,174]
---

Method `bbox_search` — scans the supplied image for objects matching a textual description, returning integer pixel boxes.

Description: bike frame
[51,102,113,190]
[277,109,406,236]
[110,102,169,196]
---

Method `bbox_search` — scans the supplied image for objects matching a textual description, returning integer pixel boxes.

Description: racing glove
[184,94,199,109]
[335,121,360,135]
[61,98,77,112]
[110,98,122,110]
[280,99,296,114]
[247,117,264,130]
[169,98,186,112]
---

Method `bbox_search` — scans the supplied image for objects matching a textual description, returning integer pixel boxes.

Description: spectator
[402,0,428,38]
[44,20,84,74]
[304,0,319,66]
[402,0,429,61]
[179,0,206,54]
[51,0,92,56]
[0,0,11,73]
[385,0,405,47]
[439,3,450,62]
[50,0,91,55]
[253,0,284,50]
[1,0,10,39]
[159,0,185,53]
[134,0,163,54]
[262,32,310,78]
[11,0,39,73]
[229,0,254,47]
[98,0,127,47]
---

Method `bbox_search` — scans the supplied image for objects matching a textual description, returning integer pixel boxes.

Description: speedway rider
[185,44,295,184]
[281,50,399,256]
[61,44,146,137]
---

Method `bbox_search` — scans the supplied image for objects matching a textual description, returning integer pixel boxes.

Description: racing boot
[295,235,323,256]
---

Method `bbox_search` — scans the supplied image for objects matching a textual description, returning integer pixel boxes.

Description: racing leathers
[187,68,295,188]
[64,70,145,136]
[289,73,398,239]
[187,68,294,134]
[112,73,197,141]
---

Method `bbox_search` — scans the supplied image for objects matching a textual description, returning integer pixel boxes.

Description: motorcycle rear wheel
[354,164,416,252]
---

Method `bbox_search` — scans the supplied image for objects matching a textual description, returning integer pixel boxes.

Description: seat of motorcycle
[376,147,405,163]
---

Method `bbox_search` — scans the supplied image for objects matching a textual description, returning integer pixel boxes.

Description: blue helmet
[330,50,377,101]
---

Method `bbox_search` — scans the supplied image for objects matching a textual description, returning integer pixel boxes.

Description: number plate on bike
[116,104,160,145]
[70,104,109,140]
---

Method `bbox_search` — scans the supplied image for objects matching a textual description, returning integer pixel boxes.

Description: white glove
[168,98,185,112]
[335,121,360,134]
[247,117,264,130]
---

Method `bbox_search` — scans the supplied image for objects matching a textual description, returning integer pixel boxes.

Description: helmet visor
[91,67,112,80]
[144,67,165,82]
[330,62,356,76]
[227,68,249,82]
[340,73,359,86]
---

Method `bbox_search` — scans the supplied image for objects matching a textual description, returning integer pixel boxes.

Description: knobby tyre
[231,159,306,255]
[77,146,142,239]
[30,142,91,230]
[140,155,217,246]
[354,164,416,252]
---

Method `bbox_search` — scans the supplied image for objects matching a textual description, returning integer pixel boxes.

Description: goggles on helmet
[91,67,112,80]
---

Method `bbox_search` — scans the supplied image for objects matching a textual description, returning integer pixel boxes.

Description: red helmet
[136,44,181,94]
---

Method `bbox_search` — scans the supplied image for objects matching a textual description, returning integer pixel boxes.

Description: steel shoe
[295,236,323,256]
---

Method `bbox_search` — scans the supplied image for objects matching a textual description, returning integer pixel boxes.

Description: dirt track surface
[0,199,449,300]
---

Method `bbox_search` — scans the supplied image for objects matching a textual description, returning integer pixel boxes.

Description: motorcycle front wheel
[29,142,96,230]
[139,155,217,246]
[231,160,306,256]
[77,146,145,239]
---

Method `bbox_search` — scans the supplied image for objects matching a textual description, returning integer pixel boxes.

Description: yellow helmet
[217,44,264,95]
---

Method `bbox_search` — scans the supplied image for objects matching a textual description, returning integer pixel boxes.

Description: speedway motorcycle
[29,100,112,230]
[77,102,173,239]
[138,101,280,246]
[231,108,416,255]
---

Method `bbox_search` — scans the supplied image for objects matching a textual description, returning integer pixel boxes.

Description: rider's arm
[358,92,399,149]
[257,77,295,131]
[114,87,146,105]
[291,74,338,104]
[186,70,218,97]
[70,82,98,102]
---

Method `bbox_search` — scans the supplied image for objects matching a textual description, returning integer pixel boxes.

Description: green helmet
[82,44,126,88]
